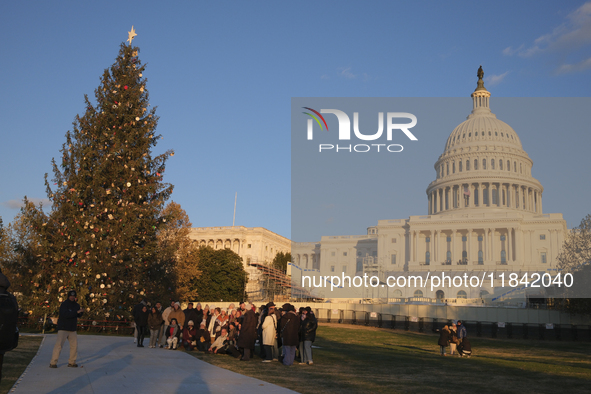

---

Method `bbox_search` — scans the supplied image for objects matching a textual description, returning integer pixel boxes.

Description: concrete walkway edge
[11,334,298,394]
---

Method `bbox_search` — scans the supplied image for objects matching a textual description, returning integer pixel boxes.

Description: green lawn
[186,323,591,394]
[0,336,43,394]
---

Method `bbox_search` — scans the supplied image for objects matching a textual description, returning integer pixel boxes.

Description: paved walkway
[12,334,298,394]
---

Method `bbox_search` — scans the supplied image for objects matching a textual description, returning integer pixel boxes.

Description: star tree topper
[127,26,137,45]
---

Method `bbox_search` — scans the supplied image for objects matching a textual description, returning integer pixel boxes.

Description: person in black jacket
[195,322,211,351]
[438,325,451,356]
[0,270,19,382]
[458,336,472,358]
[134,305,149,347]
[132,299,147,344]
[183,302,200,330]
[299,307,318,365]
[279,303,300,366]
[49,290,84,368]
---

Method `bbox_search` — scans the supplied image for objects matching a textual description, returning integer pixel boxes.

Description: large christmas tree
[32,28,174,320]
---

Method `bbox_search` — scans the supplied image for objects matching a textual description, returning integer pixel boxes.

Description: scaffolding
[245,261,311,303]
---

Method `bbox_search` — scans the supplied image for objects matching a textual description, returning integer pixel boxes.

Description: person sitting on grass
[208,327,229,354]
[222,326,242,358]
[165,318,181,350]
[458,336,472,358]
[196,322,211,352]
[182,320,198,351]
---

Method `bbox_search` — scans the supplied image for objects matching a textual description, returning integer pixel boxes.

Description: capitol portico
[293,67,567,301]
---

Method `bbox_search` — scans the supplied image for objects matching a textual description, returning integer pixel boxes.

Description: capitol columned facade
[189,226,291,268]
[292,67,567,301]
[189,226,292,299]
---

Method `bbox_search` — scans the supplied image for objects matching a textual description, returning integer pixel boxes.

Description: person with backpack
[50,290,84,368]
[0,270,19,383]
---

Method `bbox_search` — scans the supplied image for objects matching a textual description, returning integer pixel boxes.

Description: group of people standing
[132,299,318,366]
[437,320,472,357]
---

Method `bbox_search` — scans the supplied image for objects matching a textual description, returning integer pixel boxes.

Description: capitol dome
[426,66,544,215]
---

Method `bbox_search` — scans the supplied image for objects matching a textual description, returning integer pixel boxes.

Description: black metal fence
[18,316,135,335]
[315,311,591,341]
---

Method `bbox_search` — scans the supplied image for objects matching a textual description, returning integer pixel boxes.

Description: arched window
[520,163,523,174]
[393,289,402,297]
[452,162,455,174]
[514,161,517,172]
[436,290,445,299]
[466,160,470,170]
[446,163,449,175]
[507,160,510,171]
[491,159,495,169]
[474,159,478,170]
[459,161,463,172]
[414,290,424,298]
[499,160,503,170]
[457,290,467,299]
[482,159,487,169]
[479,290,489,297]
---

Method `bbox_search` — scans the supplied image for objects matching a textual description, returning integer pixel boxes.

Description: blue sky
[1,1,591,240]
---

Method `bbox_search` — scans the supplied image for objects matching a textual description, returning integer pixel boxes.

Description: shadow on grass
[0,337,42,394]
[185,326,591,394]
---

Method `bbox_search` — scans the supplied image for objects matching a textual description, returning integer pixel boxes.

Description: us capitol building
[292,67,567,301]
